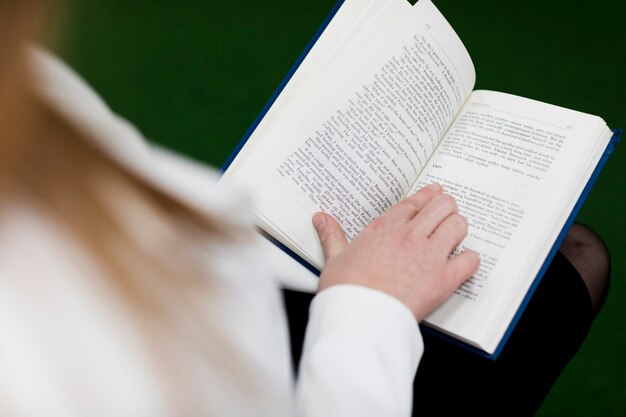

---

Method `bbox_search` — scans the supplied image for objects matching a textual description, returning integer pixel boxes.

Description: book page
[223,0,475,268]
[409,90,611,352]
[224,0,395,174]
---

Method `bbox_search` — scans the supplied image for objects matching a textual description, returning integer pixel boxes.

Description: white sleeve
[296,285,423,417]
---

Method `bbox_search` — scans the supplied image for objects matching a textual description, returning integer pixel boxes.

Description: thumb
[312,212,348,262]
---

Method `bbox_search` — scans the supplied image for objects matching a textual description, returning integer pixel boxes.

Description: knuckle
[397,198,413,210]
[400,196,422,210]
[322,228,339,245]
[415,185,430,196]
[451,214,468,232]
[408,186,436,204]
[469,252,481,270]
[441,267,456,283]
[368,216,387,231]
[434,194,456,213]
[442,194,459,212]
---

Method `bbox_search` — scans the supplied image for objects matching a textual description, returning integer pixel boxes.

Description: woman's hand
[313,183,480,322]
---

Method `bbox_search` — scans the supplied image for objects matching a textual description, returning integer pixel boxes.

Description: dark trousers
[282,251,593,416]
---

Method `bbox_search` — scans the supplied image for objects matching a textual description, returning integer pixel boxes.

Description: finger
[410,193,459,236]
[312,212,349,262]
[445,250,481,288]
[430,213,469,255]
[386,183,444,222]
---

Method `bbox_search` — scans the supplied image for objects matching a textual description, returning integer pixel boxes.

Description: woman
[0,1,482,416]
[0,1,609,416]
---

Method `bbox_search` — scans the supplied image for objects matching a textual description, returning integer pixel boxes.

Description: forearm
[295,285,422,417]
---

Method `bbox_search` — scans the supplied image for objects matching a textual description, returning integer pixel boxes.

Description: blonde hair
[1,1,254,413]
[0,1,37,192]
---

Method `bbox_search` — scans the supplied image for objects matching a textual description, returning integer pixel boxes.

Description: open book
[221,0,618,358]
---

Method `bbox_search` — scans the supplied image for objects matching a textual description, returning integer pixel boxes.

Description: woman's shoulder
[27,47,318,292]
[0,54,297,402]
[28,47,252,227]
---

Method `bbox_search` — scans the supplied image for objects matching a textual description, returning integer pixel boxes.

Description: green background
[53,0,625,414]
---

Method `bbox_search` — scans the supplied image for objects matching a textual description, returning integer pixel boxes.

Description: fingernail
[312,212,326,229]
[429,183,443,192]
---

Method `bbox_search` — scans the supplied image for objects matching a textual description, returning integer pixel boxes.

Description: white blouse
[0,49,423,417]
